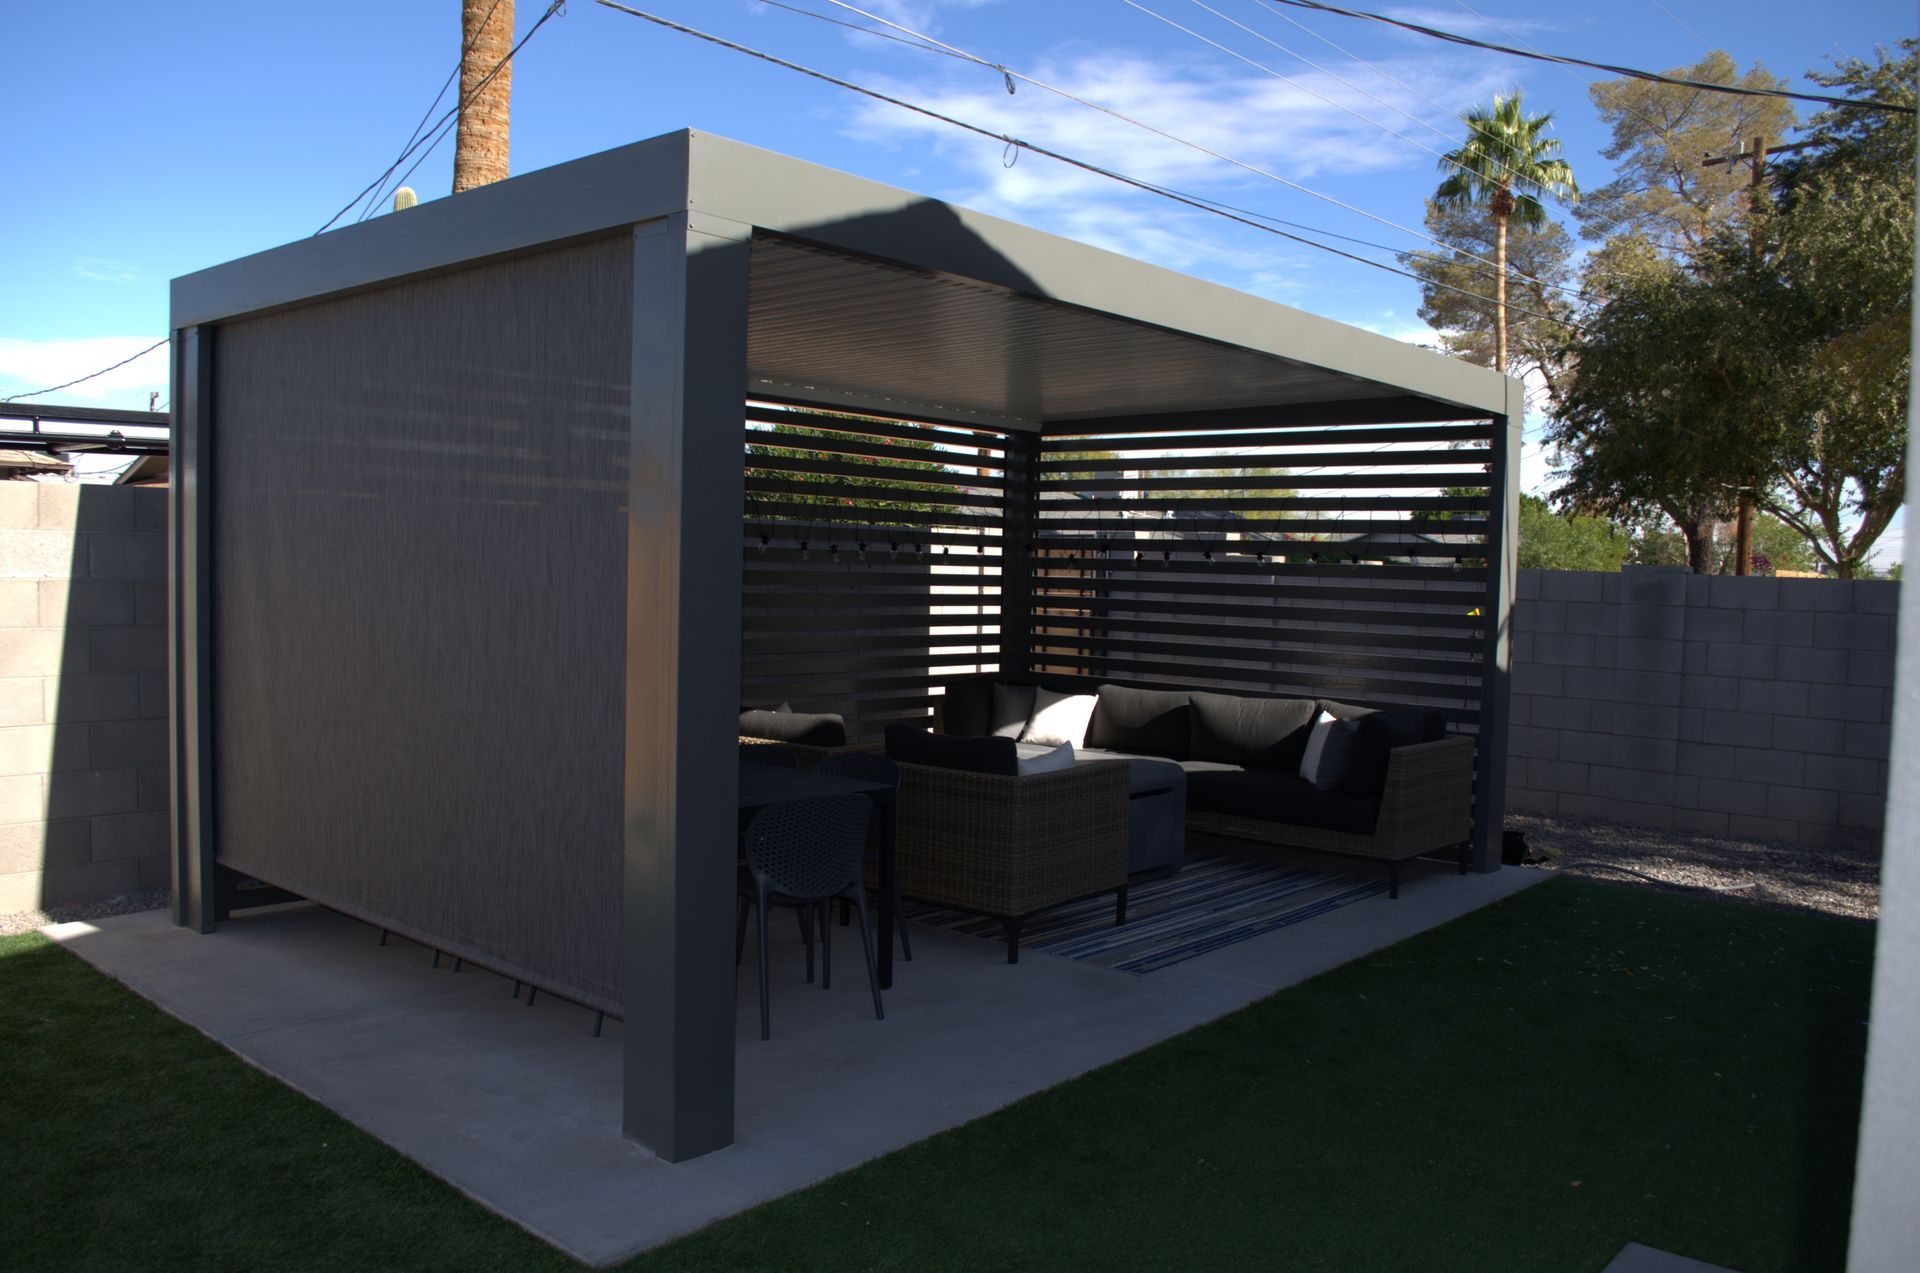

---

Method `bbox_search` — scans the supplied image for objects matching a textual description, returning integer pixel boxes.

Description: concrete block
[0,818,90,874]
[1513,663,1563,697]
[0,723,89,775]
[0,529,82,580]
[1682,641,1709,675]
[1838,791,1887,830]
[0,869,39,912]
[1623,568,1686,606]
[1726,812,1791,844]
[1844,721,1892,760]
[0,580,39,627]
[1591,636,1619,668]
[1507,786,1558,814]
[43,768,139,820]
[1812,685,1890,724]
[0,678,43,727]
[1672,774,1699,807]
[1673,808,1728,836]
[43,673,141,724]
[1621,605,1685,640]
[1618,638,1683,673]
[1508,693,1532,727]
[1511,632,1535,664]
[1609,736,1678,772]
[1680,676,1739,711]
[1515,570,1541,600]
[1804,755,1882,796]
[1511,726,1558,760]
[1779,580,1852,611]
[1676,742,1733,779]
[139,671,167,719]
[138,765,169,813]
[1527,758,1588,795]
[1741,610,1815,646]
[1766,786,1838,825]
[1564,601,1613,635]
[1732,747,1805,786]
[134,580,166,626]
[86,533,166,582]
[1562,666,1613,700]
[1702,709,1772,746]
[1708,575,1778,610]
[1678,708,1704,741]
[1775,646,1850,685]
[138,854,171,892]
[1683,609,1744,643]
[0,775,40,824]
[1853,581,1900,614]
[128,489,166,535]
[89,811,168,862]
[87,720,167,768]
[1847,649,1896,688]
[1529,697,1590,730]
[1610,703,1678,739]
[88,625,164,674]
[1770,715,1845,755]
[38,485,141,533]
[1614,670,1681,705]
[1539,572,1604,602]
[1518,600,1565,633]
[1559,793,1673,829]
[1738,679,1810,718]
[1699,777,1770,815]
[0,629,71,678]
[1533,632,1594,667]
[1601,574,1624,603]
[1814,612,1894,651]
[37,579,134,628]
[1706,643,1775,678]
[1590,765,1676,805]
[0,484,41,530]
[1557,731,1614,765]
[1685,574,1712,606]
[40,858,139,905]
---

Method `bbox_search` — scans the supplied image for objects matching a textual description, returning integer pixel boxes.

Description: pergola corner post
[169,324,216,932]
[1471,378,1525,872]
[999,432,1040,678]
[622,212,751,1162]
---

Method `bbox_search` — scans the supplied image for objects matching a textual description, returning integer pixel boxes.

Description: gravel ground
[0,889,171,939]
[1510,811,1880,922]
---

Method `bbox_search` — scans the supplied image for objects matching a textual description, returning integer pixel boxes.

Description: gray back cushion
[884,724,1018,775]
[937,675,998,737]
[1189,692,1318,770]
[1085,685,1192,759]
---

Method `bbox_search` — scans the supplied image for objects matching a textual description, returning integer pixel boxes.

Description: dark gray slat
[743,650,1006,679]
[1028,650,1484,705]
[742,669,978,700]
[1032,512,1486,534]
[1043,493,1484,512]
[1024,554,1489,584]
[744,564,1004,586]
[746,529,1006,551]
[1011,668,1481,723]
[744,595,1002,617]
[1040,423,1492,451]
[745,404,1010,452]
[1041,448,1491,471]
[744,452,1006,491]
[745,430,1010,472]
[743,500,1005,531]
[1032,517,1482,539]
[742,613,1003,637]
[742,635,1002,660]
[1032,572,1483,606]
[1039,473,1493,498]
[1040,398,1494,435]
[1032,594,1487,631]
[747,476,1006,509]
[1033,513,1490,538]
[749,395,1016,444]
[1023,632,1483,680]
[1031,612,1482,653]
[1037,461,1491,486]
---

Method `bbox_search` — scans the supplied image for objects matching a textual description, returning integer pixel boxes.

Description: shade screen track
[1027,421,1496,724]
[741,403,1012,740]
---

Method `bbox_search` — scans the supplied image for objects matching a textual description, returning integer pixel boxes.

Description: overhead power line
[1,338,170,404]
[358,0,509,223]
[593,1,1582,332]
[1259,0,1916,115]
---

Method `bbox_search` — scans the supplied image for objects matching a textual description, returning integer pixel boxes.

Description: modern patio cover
[169,129,1519,1162]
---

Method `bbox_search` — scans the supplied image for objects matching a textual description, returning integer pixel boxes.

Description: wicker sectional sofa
[936,675,1477,898]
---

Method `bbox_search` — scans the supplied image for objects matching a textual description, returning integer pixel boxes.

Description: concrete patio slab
[1603,1241,1740,1272]
[48,862,1544,1266]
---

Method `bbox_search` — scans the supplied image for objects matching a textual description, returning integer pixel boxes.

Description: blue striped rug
[905,856,1388,975]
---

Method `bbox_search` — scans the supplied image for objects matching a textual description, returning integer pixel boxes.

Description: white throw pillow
[1015,741,1076,775]
[1299,709,1339,784]
[991,682,1037,738]
[1020,688,1099,748]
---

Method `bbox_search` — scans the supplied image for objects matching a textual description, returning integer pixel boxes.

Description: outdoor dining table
[737,759,900,990]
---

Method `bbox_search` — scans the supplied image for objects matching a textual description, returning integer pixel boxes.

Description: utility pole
[1701,134,1814,575]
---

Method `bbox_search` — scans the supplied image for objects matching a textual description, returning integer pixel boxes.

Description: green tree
[1744,513,1820,575]
[1433,91,1578,374]
[1516,494,1631,572]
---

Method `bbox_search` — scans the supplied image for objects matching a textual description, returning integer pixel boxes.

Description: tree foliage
[1516,495,1631,572]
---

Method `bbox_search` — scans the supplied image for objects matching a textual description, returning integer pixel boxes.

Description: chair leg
[512,980,521,999]
[1115,884,1129,926]
[851,889,884,1022]
[431,949,441,970]
[592,1011,605,1038]
[1387,861,1401,900]
[526,986,539,1006]
[892,878,913,962]
[452,957,463,973]
[798,905,815,984]
[820,901,832,990]
[735,895,750,967]
[1003,916,1023,964]
[757,887,773,1041]
[378,928,389,947]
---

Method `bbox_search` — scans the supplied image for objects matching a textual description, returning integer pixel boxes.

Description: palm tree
[453,0,514,193]
[1434,92,1578,374]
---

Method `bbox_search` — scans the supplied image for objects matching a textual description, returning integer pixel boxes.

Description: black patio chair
[740,743,799,767]
[735,794,884,1041]
[814,752,911,962]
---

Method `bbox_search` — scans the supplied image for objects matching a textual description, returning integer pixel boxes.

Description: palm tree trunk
[453,0,514,193]
[1493,209,1509,374]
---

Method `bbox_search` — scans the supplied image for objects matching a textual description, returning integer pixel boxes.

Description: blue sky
[3,0,1912,552]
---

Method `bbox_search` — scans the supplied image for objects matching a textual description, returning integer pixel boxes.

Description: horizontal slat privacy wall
[742,403,1011,740]
[1028,421,1495,723]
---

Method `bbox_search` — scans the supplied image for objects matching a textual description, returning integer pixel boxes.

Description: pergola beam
[1041,395,1495,435]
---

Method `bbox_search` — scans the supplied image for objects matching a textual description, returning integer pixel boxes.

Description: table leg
[877,790,897,991]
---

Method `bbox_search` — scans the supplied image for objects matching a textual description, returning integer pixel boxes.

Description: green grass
[2,878,1874,1272]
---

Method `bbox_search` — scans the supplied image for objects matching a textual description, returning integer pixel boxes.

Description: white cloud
[0,336,169,408]
[73,257,143,286]
[1379,7,1554,39]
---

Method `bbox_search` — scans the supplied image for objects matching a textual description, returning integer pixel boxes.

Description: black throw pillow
[1189,692,1318,769]
[1337,709,1448,798]
[1084,685,1192,759]
[883,723,1018,776]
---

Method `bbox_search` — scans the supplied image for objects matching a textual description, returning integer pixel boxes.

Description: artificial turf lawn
[1,877,1873,1272]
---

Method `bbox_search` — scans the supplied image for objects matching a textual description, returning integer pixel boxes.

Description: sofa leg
[1003,917,1023,964]
[1115,885,1128,926]
[1387,861,1401,900]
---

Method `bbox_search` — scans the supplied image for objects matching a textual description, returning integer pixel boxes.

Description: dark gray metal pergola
[169,129,1519,1163]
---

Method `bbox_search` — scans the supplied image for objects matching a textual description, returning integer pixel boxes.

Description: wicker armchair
[1185,735,1475,897]
[891,759,1130,963]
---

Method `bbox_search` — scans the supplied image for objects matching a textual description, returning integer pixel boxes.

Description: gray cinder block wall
[1509,565,1898,849]
[0,482,168,912]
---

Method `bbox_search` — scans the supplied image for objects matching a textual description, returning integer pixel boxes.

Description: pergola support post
[622,213,750,1162]
[170,325,216,932]
[1470,380,1524,872]
[999,432,1040,678]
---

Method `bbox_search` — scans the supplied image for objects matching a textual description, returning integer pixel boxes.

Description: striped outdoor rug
[905,855,1388,975]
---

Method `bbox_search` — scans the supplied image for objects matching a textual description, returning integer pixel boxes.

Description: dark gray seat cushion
[1084,685,1192,760]
[739,708,847,747]
[1189,692,1317,770]
[1076,749,1185,796]
[1185,769,1380,835]
[884,724,1017,775]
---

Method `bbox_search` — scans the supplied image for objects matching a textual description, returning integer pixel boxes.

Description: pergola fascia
[170,129,1519,1163]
